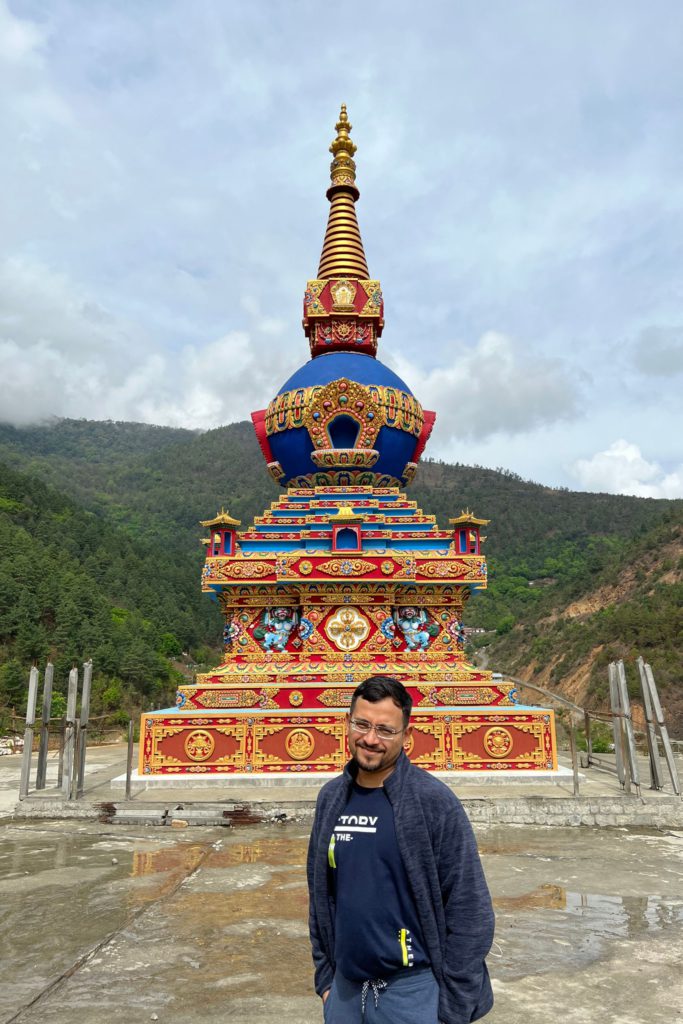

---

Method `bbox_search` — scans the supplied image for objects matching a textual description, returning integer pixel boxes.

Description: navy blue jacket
[307,752,495,1024]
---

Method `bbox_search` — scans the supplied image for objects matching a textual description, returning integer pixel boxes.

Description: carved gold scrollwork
[316,558,377,576]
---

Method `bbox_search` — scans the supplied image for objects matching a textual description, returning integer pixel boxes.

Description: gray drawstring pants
[323,967,440,1024]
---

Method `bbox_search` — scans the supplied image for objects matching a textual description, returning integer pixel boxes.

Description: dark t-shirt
[329,782,429,981]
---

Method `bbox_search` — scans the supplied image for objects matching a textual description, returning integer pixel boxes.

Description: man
[307,676,494,1023]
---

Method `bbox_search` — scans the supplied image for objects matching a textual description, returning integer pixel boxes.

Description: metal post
[645,663,680,796]
[584,710,592,767]
[62,666,79,798]
[609,662,630,792]
[125,720,134,800]
[35,662,54,790]
[56,716,65,788]
[568,716,580,797]
[76,660,93,798]
[616,660,641,795]
[19,666,40,800]
[70,722,81,801]
[637,657,664,790]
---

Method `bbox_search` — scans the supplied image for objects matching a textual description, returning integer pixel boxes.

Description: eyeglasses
[348,717,404,740]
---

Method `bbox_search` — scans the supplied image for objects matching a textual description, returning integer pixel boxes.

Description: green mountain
[0,419,279,546]
[1,419,680,733]
[0,457,222,721]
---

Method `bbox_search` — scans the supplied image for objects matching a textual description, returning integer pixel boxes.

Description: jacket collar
[341,749,410,800]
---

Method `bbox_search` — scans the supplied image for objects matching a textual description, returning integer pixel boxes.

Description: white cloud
[391,331,579,442]
[0,257,295,429]
[0,2,44,64]
[572,440,683,498]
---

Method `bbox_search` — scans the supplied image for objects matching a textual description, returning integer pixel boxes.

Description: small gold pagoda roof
[200,508,242,528]
[449,510,490,527]
[330,505,363,523]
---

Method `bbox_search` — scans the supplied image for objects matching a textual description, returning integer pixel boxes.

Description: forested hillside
[1,419,680,732]
[0,459,221,720]
[0,420,279,546]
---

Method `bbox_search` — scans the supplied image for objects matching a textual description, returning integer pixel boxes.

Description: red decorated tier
[139,107,557,777]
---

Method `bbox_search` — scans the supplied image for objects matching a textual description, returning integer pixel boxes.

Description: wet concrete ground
[1,819,682,1024]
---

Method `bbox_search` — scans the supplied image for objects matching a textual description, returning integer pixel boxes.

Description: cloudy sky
[2,1,683,497]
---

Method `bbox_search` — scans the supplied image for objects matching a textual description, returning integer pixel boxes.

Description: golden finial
[329,104,358,192]
[318,104,369,279]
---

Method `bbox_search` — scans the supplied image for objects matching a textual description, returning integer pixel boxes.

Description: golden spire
[317,104,370,279]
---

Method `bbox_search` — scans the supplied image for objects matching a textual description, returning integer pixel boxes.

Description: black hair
[350,675,412,728]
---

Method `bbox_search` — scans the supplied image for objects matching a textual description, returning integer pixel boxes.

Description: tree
[0,659,27,710]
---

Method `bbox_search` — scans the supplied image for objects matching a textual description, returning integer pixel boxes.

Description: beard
[351,739,400,774]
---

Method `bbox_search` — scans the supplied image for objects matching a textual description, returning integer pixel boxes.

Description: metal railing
[496,659,681,798]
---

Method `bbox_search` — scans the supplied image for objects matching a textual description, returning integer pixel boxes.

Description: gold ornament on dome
[310,448,379,469]
[286,728,316,761]
[325,606,371,651]
[483,727,514,759]
[184,730,216,762]
[264,383,423,441]
[288,470,404,489]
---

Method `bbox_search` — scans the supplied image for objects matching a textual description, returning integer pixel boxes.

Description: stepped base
[140,705,557,775]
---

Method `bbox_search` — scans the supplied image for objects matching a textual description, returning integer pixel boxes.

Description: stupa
[140,107,557,776]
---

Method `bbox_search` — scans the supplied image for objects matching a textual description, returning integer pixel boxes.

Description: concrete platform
[112,764,579,791]
[4,742,683,828]
[1,817,682,1024]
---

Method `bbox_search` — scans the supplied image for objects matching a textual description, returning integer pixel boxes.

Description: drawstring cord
[360,978,387,1017]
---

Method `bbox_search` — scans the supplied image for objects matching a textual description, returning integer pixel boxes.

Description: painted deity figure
[448,618,466,650]
[257,607,298,652]
[395,606,437,651]
[222,622,239,649]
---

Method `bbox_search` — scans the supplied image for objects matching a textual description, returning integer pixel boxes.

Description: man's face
[347,696,411,775]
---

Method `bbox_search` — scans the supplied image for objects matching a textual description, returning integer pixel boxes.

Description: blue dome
[278,352,412,396]
[265,351,423,487]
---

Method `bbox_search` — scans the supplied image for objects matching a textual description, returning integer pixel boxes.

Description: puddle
[496,883,683,931]
[495,883,567,910]
[209,835,308,868]
[131,843,207,878]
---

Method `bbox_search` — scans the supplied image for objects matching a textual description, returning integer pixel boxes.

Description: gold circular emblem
[184,729,215,762]
[381,560,393,575]
[299,560,313,575]
[286,728,315,761]
[289,690,304,706]
[483,727,513,759]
